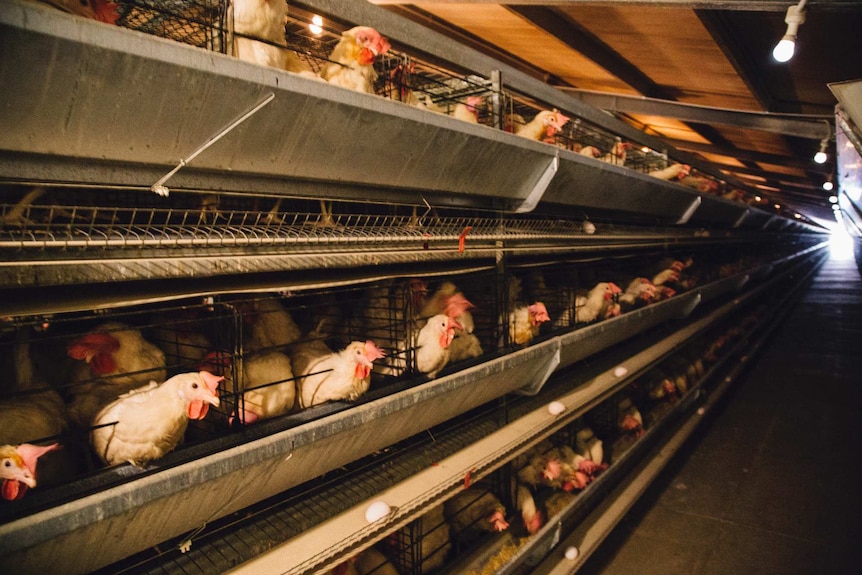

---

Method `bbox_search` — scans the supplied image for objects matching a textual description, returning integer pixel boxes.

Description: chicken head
[528,302,551,326]
[67,331,120,375]
[180,371,222,420]
[352,340,386,380]
[0,443,60,500]
[345,26,391,65]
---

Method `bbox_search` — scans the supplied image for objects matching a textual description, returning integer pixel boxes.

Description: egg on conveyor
[365,500,391,523]
[548,401,566,415]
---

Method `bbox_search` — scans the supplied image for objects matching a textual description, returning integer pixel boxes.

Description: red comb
[364,340,386,361]
[199,371,224,394]
[66,332,119,359]
[529,302,551,323]
[17,443,60,476]
[445,293,474,318]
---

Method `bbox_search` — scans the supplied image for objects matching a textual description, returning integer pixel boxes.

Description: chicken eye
[192,382,199,389]
[3,459,10,468]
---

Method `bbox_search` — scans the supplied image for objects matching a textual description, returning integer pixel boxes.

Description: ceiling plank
[369,1,852,11]
[563,89,833,138]
[665,138,834,172]
[506,5,671,99]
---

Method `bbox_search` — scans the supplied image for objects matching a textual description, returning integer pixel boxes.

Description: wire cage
[114,0,227,51]
[387,503,453,575]
[376,53,496,122]
[335,271,500,381]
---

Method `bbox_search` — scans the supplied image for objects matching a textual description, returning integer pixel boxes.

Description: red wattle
[355,364,370,379]
[188,401,209,420]
[358,47,375,65]
[2,479,25,501]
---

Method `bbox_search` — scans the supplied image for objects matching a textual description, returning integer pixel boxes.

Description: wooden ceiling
[371,0,862,227]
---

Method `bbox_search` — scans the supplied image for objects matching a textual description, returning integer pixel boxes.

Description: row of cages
[41,0,763,209]
[98,281,776,575]
[364,306,768,575]
[0,239,806,516]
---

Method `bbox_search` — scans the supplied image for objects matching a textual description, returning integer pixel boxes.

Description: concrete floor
[579,253,862,575]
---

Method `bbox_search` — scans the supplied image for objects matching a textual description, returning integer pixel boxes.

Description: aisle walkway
[579,251,862,574]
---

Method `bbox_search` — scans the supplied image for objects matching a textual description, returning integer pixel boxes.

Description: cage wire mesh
[387,502,453,575]
[115,0,227,51]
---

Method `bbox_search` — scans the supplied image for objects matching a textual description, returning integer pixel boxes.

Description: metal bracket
[676,196,702,224]
[516,342,561,396]
[515,152,559,213]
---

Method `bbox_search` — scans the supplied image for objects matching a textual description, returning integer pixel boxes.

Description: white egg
[547,401,566,415]
[613,366,628,377]
[582,221,596,235]
[364,500,391,523]
[565,546,579,560]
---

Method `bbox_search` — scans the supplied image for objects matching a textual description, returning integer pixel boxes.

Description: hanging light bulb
[309,15,323,35]
[772,1,807,63]
[828,195,838,203]
[814,138,829,164]
[823,181,834,191]
[772,36,795,62]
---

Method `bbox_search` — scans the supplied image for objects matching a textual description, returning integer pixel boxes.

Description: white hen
[319,26,391,93]
[291,340,385,408]
[91,371,221,466]
[232,0,315,75]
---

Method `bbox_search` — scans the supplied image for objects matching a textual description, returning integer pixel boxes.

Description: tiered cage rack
[0,1,827,574]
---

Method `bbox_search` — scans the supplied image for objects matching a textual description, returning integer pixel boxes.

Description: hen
[575,427,605,470]
[420,284,482,366]
[90,371,221,467]
[291,339,385,408]
[515,482,543,535]
[232,0,315,75]
[648,162,690,181]
[0,327,71,485]
[414,313,460,378]
[619,277,658,312]
[451,96,484,123]
[319,26,391,93]
[199,350,295,425]
[240,296,302,353]
[508,302,550,346]
[574,282,622,323]
[66,321,167,428]
[444,485,509,545]
[0,443,60,501]
[513,109,569,142]
[579,140,631,165]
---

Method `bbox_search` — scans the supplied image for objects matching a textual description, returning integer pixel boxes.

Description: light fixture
[832,204,840,211]
[754,195,762,202]
[829,195,838,203]
[774,203,782,209]
[309,15,323,35]
[823,180,834,191]
[794,213,802,219]
[772,1,807,63]
[814,138,829,164]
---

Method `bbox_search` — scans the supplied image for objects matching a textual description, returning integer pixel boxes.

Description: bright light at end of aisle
[829,214,855,260]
